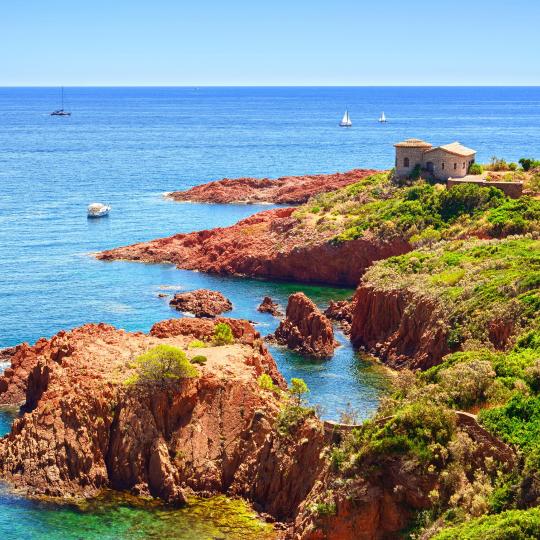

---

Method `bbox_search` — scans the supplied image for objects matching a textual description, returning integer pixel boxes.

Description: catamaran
[50,87,71,116]
[339,109,352,127]
[379,112,387,123]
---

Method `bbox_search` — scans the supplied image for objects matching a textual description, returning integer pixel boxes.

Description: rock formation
[169,289,232,317]
[271,293,337,358]
[257,296,281,316]
[323,300,354,335]
[97,208,410,287]
[349,284,450,370]
[168,169,380,205]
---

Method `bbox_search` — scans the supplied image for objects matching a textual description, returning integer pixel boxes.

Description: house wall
[395,146,429,177]
[423,149,476,181]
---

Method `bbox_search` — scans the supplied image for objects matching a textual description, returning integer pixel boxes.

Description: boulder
[257,296,281,316]
[169,289,232,318]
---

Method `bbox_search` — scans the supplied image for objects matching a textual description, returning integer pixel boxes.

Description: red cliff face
[349,284,451,370]
[97,208,410,287]
[271,293,337,358]
[324,300,354,335]
[168,169,380,205]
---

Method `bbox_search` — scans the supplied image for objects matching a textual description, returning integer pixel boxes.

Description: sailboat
[339,109,352,127]
[378,111,387,123]
[50,87,71,116]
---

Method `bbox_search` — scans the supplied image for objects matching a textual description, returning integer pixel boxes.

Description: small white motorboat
[339,109,352,127]
[87,202,111,218]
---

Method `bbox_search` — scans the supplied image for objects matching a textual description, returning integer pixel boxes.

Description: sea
[0,86,539,538]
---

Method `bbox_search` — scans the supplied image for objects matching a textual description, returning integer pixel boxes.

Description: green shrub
[468,162,483,175]
[188,339,206,349]
[276,379,313,436]
[125,345,197,387]
[213,322,234,345]
[519,157,540,171]
[432,508,540,539]
[191,355,207,365]
[258,373,276,392]
[480,394,540,454]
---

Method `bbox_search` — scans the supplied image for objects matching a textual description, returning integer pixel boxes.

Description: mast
[61,87,64,110]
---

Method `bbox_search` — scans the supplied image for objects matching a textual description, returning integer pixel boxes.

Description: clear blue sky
[2,0,539,86]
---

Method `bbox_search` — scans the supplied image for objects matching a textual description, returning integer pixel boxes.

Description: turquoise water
[1,87,540,538]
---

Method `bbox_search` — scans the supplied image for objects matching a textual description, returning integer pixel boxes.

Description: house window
[404,157,410,167]
[454,163,457,170]
[442,163,445,170]
[463,162,466,169]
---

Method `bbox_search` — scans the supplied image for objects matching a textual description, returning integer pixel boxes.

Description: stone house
[394,138,476,181]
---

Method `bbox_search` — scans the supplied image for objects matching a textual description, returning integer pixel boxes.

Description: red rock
[169,289,232,317]
[168,169,381,205]
[257,296,281,316]
[349,284,450,370]
[271,293,337,358]
[97,208,410,287]
[324,300,354,335]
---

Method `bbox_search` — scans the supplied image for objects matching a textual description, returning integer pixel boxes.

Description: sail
[381,112,386,121]
[340,110,351,126]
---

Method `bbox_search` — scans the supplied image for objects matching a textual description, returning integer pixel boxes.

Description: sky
[1,0,539,86]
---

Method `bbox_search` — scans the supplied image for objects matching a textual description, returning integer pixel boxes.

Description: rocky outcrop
[271,293,337,358]
[257,296,282,316]
[168,169,380,205]
[169,289,232,317]
[350,284,450,370]
[97,208,410,287]
[324,300,354,335]
[0,320,287,502]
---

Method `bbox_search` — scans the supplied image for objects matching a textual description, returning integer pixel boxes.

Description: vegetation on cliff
[296,174,540,244]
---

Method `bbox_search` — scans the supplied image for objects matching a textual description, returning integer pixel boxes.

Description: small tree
[468,162,483,175]
[258,373,275,392]
[126,344,197,387]
[290,378,309,402]
[213,322,234,345]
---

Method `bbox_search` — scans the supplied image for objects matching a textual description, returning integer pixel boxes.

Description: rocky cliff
[167,169,380,205]
[168,288,232,317]
[271,293,337,358]
[97,208,410,287]
[350,284,450,370]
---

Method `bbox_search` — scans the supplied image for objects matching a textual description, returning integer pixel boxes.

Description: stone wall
[395,146,427,177]
[447,178,523,198]
[424,148,474,181]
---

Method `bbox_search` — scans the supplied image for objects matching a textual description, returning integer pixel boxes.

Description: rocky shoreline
[167,169,380,205]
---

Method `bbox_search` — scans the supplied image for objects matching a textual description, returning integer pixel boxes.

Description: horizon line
[1,84,540,88]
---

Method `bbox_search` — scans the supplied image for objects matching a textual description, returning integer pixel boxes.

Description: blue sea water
[0,86,540,538]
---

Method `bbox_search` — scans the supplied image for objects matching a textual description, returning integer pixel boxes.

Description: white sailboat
[378,111,387,123]
[339,109,352,127]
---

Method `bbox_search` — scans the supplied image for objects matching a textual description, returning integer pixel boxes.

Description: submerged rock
[169,289,232,318]
[257,296,281,316]
[270,293,337,358]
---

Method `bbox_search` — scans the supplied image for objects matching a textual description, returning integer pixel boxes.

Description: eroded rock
[169,289,232,317]
[271,293,337,358]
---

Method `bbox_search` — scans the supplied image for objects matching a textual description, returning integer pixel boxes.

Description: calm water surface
[1,87,539,538]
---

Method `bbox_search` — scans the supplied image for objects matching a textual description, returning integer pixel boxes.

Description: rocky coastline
[167,169,380,205]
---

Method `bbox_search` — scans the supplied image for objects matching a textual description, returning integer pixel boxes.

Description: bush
[191,355,207,365]
[258,373,276,392]
[276,378,313,435]
[438,183,505,222]
[469,163,483,175]
[125,345,197,387]
[432,508,540,539]
[213,322,234,345]
[519,157,540,171]
[188,339,206,349]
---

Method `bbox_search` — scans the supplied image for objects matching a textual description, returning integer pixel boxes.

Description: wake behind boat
[50,87,71,116]
[87,203,111,218]
[339,109,352,127]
